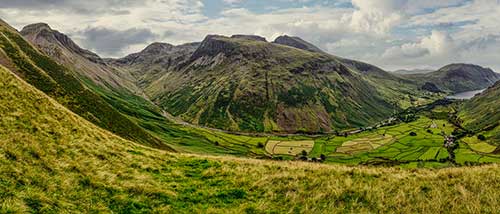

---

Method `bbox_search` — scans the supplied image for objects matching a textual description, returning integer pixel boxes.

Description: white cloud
[349,0,404,35]
[383,31,455,59]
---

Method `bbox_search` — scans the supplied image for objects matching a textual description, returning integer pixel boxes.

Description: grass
[2,64,500,213]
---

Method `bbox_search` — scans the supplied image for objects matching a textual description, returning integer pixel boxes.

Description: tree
[301,150,308,157]
[257,142,264,148]
[410,132,417,136]
[320,154,326,161]
[477,135,486,141]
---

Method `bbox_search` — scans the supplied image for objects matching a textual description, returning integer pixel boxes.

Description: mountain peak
[273,35,324,53]
[437,63,498,77]
[191,35,239,59]
[141,42,175,54]
[21,23,52,32]
[439,63,493,72]
[20,23,105,65]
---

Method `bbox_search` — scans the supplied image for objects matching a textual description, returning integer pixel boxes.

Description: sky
[1,0,499,71]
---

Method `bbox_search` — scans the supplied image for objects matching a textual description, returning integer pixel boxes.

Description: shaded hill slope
[144,35,398,133]
[459,81,500,144]
[406,64,500,93]
[1,64,500,213]
[0,19,171,150]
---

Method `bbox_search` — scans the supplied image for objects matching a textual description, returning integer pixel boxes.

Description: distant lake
[446,89,486,100]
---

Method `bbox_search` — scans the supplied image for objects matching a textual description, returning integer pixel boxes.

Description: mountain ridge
[405,63,500,93]
[140,34,406,133]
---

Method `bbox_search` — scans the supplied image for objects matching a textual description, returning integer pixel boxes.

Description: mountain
[393,68,434,75]
[109,34,442,133]
[273,35,325,53]
[19,22,296,155]
[0,19,171,150]
[406,64,500,93]
[138,34,409,133]
[108,41,200,88]
[272,35,423,106]
[18,22,266,155]
[459,81,500,145]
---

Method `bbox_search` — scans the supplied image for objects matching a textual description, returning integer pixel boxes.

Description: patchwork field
[308,116,500,166]
[461,136,497,153]
[265,140,314,155]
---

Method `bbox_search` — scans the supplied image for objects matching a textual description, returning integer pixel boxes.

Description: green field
[308,116,500,166]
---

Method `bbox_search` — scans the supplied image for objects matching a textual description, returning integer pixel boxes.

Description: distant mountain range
[393,68,434,75]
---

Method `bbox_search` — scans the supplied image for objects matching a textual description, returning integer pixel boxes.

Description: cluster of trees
[297,151,326,162]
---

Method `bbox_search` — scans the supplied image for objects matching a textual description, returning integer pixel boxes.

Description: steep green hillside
[459,81,500,145]
[1,65,500,213]
[145,35,401,133]
[273,35,436,110]
[406,64,500,93]
[0,20,171,150]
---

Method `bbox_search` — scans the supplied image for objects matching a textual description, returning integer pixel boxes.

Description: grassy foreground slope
[1,65,500,213]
